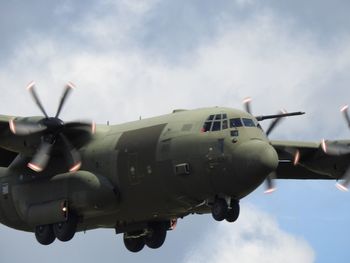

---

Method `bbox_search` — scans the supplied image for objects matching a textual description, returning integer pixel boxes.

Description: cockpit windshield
[202,115,256,132]
[202,114,228,132]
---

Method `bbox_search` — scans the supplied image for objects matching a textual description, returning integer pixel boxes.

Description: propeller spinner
[10,82,95,173]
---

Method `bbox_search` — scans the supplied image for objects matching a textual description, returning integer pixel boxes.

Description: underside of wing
[271,140,348,180]
[0,147,17,167]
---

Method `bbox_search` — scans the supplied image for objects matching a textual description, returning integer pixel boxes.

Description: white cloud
[183,204,315,263]
[2,1,350,136]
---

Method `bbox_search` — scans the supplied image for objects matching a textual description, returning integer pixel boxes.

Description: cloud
[183,204,315,263]
[0,2,350,263]
[3,6,350,140]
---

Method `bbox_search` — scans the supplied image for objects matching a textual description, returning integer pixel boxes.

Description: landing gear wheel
[123,234,145,253]
[35,224,55,245]
[145,222,167,249]
[53,214,78,242]
[226,200,240,223]
[212,198,228,221]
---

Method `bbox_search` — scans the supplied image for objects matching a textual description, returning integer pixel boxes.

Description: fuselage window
[230,118,243,128]
[207,115,214,121]
[242,118,256,127]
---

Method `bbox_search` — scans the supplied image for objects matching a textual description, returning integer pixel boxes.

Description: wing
[271,140,348,180]
[0,115,19,167]
[0,115,12,133]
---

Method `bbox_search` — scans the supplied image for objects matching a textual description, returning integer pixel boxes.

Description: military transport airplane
[0,82,349,253]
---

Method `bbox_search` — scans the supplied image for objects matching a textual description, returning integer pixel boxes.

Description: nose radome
[260,144,278,172]
[232,140,279,178]
[259,142,279,173]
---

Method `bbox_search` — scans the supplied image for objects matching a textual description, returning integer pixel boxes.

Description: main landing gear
[34,214,78,245]
[211,198,240,223]
[123,221,170,253]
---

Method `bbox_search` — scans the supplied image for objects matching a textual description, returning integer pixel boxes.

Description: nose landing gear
[211,198,240,223]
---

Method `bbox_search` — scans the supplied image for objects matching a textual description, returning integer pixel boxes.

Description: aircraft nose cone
[258,143,279,173]
[233,140,279,178]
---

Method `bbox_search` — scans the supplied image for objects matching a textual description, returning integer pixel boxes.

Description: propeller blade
[27,141,53,172]
[55,82,74,118]
[243,97,252,114]
[60,134,82,172]
[265,111,284,136]
[335,165,350,192]
[321,139,350,155]
[293,149,300,166]
[341,105,350,128]
[26,81,49,118]
[264,172,276,194]
[9,119,46,135]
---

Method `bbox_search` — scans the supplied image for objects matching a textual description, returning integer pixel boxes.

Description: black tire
[145,222,167,249]
[226,200,240,223]
[53,214,78,242]
[211,198,228,221]
[123,234,145,253]
[35,225,55,245]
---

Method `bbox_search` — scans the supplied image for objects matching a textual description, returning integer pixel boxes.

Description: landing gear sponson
[33,201,238,251]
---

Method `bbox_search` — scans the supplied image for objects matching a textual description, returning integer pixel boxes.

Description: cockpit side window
[242,118,256,127]
[202,122,212,132]
[230,118,243,128]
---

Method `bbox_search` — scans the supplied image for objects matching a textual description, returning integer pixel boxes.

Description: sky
[0,0,350,262]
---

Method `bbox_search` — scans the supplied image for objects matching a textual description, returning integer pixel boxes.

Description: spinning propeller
[322,105,350,191]
[242,97,305,194]
[10,81,95,173]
